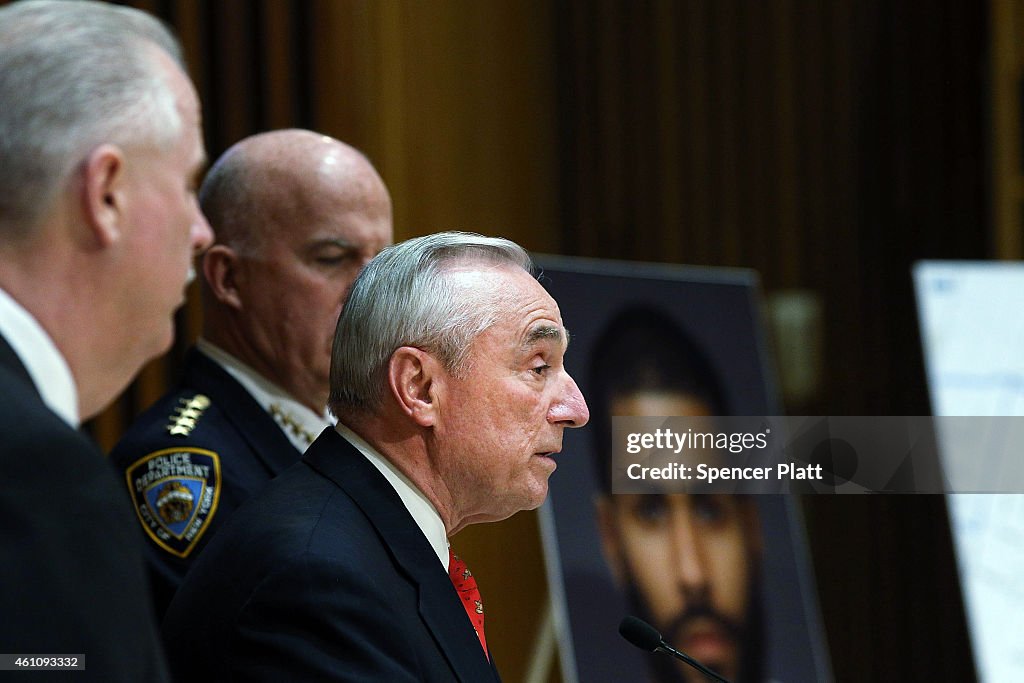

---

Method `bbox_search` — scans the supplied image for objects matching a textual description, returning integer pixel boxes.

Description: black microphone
[618,615,731,683]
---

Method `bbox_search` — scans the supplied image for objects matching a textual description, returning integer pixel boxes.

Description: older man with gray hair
[163,232,589,681]
[0,1,211,680]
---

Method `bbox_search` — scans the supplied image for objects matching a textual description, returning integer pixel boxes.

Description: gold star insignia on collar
[268,404,317,445]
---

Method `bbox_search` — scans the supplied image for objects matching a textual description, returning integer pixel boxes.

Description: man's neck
[340,412,465,536]
[0,284,80,426]
[202,326,325,414]
[334,421,450,568]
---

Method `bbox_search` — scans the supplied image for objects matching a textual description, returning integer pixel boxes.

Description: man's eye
[316,252,352,265]
[692,496,731,524]
[630,497,668,525]
[532,364,551,375]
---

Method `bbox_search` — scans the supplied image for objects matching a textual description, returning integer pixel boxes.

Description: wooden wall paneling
[799,0,863,417]
[172,0,206,95]
[992,0,1024,259]
[771,0,802,287]
[743,2,783,283]
[476,0,557,252]
[816,0,860,416]
[90,401,126,453]
[709,1,743,267]
[682,0,713,264]
[803,4,983,677]
[308,0,372,150]
[584,0,615,257]
[621,1,657,259]
[259,0,298,130]
[304,0,422,240]
[554,1,593,255]
[131,356,171,415]
[209,0,257,149]
[653,1,684,262]
[413,1,556,250]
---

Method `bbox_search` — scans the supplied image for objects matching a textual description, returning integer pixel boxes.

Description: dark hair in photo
[588,305,729,493]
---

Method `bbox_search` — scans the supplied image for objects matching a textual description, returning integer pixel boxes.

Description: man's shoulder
[182,447,400,578]
[0,363,97,463]
[115,385,217,444]
[110,377,281,562]
[110,362,288,478]
[112,348,258,453]
[167,461,381,603]
[111,349,295,470]
[111,386,233,495]
[162,465,432,682]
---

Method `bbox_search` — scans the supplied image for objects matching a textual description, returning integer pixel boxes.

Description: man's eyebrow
[309,237,356,250]
[524,324,570,348]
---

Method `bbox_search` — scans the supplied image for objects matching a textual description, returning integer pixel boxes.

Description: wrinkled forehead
[439,261,518,297]
[444,263,566,341]
[448,262,561,314]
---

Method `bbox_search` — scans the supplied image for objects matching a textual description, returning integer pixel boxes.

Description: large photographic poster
[536,255,832,683]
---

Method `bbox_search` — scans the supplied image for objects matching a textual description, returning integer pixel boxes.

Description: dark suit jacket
[0,334,169,682]
[110,347,301,617]
[163,428,502,682]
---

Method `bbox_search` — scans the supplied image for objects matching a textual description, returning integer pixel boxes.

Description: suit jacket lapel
[0,333,34,389]
[304,429,499,683]
[182,348,301,474]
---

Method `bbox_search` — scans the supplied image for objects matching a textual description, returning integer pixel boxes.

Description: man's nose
[191,201,213,254]
[670,507,708,590]
[548,372,589,427]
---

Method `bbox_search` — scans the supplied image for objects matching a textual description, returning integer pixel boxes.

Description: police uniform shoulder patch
[125,446,221,558]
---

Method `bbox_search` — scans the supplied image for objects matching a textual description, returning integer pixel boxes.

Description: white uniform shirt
[196,338,333,452]
[0,287,78,427]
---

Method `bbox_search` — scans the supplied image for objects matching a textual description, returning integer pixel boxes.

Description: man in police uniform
[111,129,393,616]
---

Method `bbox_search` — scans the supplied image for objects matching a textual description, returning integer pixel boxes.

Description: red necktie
[448,548,488,659]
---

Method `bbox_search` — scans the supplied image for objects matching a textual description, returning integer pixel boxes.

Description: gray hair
[0,0,185,237]
[329,231,534,416]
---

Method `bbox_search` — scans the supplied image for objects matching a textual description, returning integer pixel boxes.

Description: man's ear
[595,496,625,586]
[388,346,439,427]
[81,144,125,247]
[202,244,243,309]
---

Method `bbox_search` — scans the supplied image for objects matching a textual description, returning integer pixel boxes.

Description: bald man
[111,129,393,616]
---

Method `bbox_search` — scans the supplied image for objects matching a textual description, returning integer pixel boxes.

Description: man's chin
[622,585,743,683]
[673,621,737,676]
[672,652,734,683]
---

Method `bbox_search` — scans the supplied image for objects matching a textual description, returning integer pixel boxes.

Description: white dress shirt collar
[0,286,79,427]
[196,338,333,451]
[334,422,450,570]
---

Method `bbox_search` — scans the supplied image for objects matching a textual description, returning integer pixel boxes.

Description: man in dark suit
[0,1,212,679]
[111,130,393,616]
[163,232,590,681]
